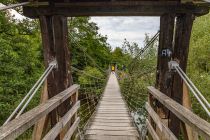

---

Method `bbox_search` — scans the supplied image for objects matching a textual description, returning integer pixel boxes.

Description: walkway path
[84,73,140,140]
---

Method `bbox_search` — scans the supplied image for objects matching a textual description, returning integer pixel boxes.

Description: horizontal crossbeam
[22,1,209,18]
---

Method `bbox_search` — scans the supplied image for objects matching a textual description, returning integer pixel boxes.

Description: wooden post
[39,15,72,139]
[32,80,49,140]
[155,13,175,122]
[39,16,58,129]
[169,13,194,137]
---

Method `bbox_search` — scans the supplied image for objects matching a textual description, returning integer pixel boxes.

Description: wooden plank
[43,101,80,140]
[85,130,139,136]
[146,102,163,131]
[85,74,139,139]
[89,122,133,127]
[95,114,130,117]
[92,119,133,123]
[88,126,136,131]
[63,117,80,140]
[145,102,177,140]
[146,119,160,140]
[22,1,209,18]
[96,110,128,113]
[85,135,138,140]
[0,84,79,140]
[182,83,198,140]
[94,117,131,120]
[32,80,49,140]
[148,86,210,139]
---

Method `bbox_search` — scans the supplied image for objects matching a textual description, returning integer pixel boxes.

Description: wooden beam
[0,84,79,140]
[39,15,73,138]
[146,102,177,140]
[22,1,209,18]
[155,13,175,120]
[32,80,49,140]
[169,13,194,137]
[146,119,160,140]
[63,117,80,140]
[148,86,210,139]
[51,15,72,117]
[43,101,80,140]
[181,83,198,140]
[39,16,58,128]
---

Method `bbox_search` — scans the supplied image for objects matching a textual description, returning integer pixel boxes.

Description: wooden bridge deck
[84,73,140,140]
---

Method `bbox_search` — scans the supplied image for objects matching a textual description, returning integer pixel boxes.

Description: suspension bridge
[0,0,210,140]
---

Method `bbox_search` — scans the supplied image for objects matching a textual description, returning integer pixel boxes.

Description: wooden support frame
[155,13,175,120]
[0,84,80,140]
[148,86,210,139]
[21,1,209,18]
[169,13,194,137]
[146,119,160,140]
[32,81,49,140]
[154,12,195,138]
[39,14,73,139]
[146,102,177,140]
[43,101,80,140]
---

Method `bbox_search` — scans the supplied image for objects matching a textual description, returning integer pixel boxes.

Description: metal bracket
[49,59,58,69]
[168,61,179,71]
[161,49,172,57]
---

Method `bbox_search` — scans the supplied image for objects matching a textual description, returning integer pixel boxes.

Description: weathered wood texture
[146,119,160,140]
[146,102,177,140]
[181,83,198,140]
[169,13,194,136]
[148,86,210,139]
[22,1,209,18]
[39,15,73,139]
[39,15,58,127]
[43,101,80,140]
[155,13,175,119]
[84,74,140,140]
[32,80,49,140]
[63,117,80,140]
[0,84,79,140]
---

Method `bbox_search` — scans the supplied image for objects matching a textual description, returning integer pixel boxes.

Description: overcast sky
[91,17,160,49]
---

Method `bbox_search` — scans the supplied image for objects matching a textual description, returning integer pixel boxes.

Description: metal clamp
[168,61,179,71]
[49,59,58,69]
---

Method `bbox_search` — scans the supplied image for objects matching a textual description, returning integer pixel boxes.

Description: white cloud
[91,16,160,49]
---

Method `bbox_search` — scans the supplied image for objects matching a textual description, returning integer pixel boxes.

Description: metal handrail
[168,61,210,117]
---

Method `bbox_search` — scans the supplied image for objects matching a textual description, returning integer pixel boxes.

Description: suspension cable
[168,61,210,117]
[4,60,57,125]
[0,2,31,11]
[128,31,159,68]
[0,1,49,11]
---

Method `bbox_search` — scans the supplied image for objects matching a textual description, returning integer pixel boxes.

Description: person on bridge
[111,65,115,74]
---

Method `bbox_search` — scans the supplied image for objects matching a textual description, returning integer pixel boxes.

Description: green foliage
[78,66,104,85]
[69,17,112,70]
[0,12,43,125]
[188,13,210,122]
